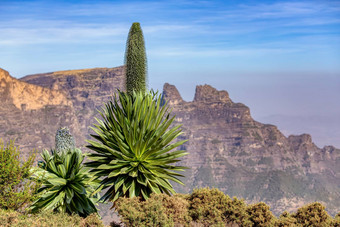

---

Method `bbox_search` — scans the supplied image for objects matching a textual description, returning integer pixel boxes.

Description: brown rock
[193,84,231,103]
[0,68,71,110]
[162,83,183,105]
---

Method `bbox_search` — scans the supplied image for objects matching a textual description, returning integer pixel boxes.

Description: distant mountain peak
[193,84,231,103]
[162,83,184,105]
[0,68,11,80]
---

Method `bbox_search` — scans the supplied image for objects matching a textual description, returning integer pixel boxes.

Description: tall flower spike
[125,22,148,94]
[55,127,75,154]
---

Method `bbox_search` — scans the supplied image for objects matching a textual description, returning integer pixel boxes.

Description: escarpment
[0,68,71,110]
[162,82,340,216]
[0,66,338,217]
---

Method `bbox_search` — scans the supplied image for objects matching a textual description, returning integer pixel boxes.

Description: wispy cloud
[0,20,193,45]
[148,47,300,57]
[0,21,127,45]
[0,0,339,73]
[237,1,340,19]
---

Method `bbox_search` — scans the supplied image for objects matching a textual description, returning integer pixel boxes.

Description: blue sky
[1,0,340,147]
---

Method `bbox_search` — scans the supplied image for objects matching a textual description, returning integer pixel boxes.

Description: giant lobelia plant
[86,90,188,205]
[30,128,99,217]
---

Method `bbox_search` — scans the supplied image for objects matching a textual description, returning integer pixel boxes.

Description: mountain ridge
[0,68,72,110]
[0,66,338,217]
[161,83,339,214]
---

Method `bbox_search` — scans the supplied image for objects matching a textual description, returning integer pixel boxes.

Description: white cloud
[148,47,300,58]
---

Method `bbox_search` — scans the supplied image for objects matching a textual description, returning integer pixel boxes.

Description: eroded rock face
[21,67,125,138]
[0,68,71,110]
[0,68,78,154]
[162,83,183,105]
[162,83,340,216]
[21,67,125,111]
[0,66,339,218]
[193,84,231,104]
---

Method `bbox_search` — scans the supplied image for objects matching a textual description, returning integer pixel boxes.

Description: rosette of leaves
[30,148,100,217]
[86,90,188,205]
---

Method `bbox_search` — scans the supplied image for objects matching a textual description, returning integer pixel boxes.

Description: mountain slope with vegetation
[0,66,338,216]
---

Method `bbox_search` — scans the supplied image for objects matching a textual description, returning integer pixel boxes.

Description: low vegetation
[0,209,104,227]
[0,140,40,211]
[1,140,339,226]
[113,188,340,227]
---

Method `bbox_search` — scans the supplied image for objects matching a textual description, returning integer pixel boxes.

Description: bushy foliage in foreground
[115,188,340,227]
[275,211,297,226]
[293,202,332,227]
[0,140,40,211]
[0,209,104,227]
[116,193,191,226]
[332,212,340,226]
[116,195,174,226]
[187,188,252,226]
[0,140,338,226]
[246,202,275,227]
[188,187,233,225]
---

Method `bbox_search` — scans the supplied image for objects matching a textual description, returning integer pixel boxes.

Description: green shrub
[114,188,339,226]
[225,197,252,226]
[331,212,340,227]
[188,187,231,225]
[293,202,332,227]
[0,209,105,227]
[151,193,191,225]
[116,194,173,227]
[275,211,297,227]
[335,212,340,219]
[246,202,275,227]
[81,213,106,227]
[115,193,190,226]
[187,188,253,226]
[0,140,40,211]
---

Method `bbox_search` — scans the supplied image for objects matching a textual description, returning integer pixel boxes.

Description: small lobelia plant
[30,127,99,217]
[86,90,188,206]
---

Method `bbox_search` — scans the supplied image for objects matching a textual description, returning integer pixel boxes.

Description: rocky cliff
[0,66,338,217]
[0,68,71,110]
[0,68,79,154]
[21,67,125,139]
[162,83,340,215]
